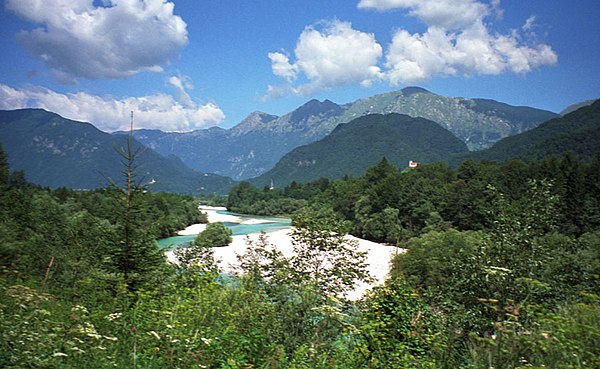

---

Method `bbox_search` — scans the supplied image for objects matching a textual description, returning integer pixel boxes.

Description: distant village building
[408,160,419,169]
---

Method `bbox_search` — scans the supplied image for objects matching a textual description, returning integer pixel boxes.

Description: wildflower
[74,322,98,336]
[70,346,86,354]
[201,337,212,345]
[148,331,161,340]
[71,305,89,314]
[53,352,68,357]
[105,312,122,321]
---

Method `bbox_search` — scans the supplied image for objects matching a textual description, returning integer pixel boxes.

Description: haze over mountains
[129,87,558,180]
[1,88,597,195]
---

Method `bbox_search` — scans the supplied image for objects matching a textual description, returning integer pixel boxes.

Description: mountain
[560,99,598,115]
[249,113,469,187]
[127,101,350,180]
[129,87,557,180]
[339,88,558,150]
[467,99,600,162]
[0,109,236,194]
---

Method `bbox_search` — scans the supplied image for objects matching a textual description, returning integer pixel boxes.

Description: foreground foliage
[1,144,600,368]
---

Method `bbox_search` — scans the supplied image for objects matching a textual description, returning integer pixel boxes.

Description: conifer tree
[109,112,164,292]
[0,143,9,185]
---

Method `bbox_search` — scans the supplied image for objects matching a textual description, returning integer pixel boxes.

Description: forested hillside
[466,99,600,163]
[250,113,469,187]
[0,109,235,194]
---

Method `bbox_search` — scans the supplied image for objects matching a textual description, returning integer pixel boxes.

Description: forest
[1,141,600,368]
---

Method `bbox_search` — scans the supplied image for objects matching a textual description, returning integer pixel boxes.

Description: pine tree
[109,112,164,292]
[0,143,9,185]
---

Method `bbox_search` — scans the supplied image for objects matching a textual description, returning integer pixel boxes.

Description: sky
[0,0,599,132]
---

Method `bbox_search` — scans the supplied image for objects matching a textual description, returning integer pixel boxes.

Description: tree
[361,207,403,244]
[108,112,164,292]
[195,222,232,247]
[0,143,9,185]
[289,206,372,298]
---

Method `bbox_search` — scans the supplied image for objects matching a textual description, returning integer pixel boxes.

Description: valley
[2,1,599,367]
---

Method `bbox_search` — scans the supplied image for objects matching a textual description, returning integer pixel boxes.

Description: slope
[0,109,235,194]
[340,88,558,150]
[469,99,600,162]
[250,113,469,187]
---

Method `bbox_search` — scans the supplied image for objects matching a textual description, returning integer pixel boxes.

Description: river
[157,209,291,249]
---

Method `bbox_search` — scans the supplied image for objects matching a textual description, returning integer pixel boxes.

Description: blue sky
[0,0,598,132]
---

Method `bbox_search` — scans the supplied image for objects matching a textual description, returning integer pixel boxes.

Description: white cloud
[358,0,489,29]
[167,75,194,108]
[268,52,298,82]
[0,83,225,132]
[357,0,557,85]
[522,15,536,31]
[266,2,556,97]
[5,0,188,82]
[267,20,383,98]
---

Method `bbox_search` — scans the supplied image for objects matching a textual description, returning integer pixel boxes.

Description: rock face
[128,87,557,180]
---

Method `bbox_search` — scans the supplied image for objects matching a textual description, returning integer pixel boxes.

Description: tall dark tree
[0,143,9,185]
[109,112,164,291]
[558,152,587,235]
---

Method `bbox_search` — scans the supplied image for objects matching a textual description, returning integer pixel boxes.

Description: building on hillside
[408,160,419,169]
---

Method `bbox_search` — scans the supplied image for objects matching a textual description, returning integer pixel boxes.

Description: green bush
[195,222,233,247]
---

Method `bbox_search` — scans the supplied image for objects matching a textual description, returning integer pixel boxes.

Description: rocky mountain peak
[288,99,343,128]
[231,111,279,136]
[400,86,432,96]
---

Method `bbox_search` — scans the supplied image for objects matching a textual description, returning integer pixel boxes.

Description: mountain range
[0,109,235,194]
[2,90,596,195]
[255,99,600,187]
[128,87,558,180]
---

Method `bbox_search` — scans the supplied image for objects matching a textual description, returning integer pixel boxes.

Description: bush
[195,222,232,247]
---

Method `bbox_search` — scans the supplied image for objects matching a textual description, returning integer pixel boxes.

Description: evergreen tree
[108,113,164,292]
[0,143,9,185]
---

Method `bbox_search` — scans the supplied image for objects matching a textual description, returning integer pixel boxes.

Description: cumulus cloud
[268,52,298,82]
[266,20,383,98]
[0,83,225,132]
[5,0,188,82]
[357,0,557,84]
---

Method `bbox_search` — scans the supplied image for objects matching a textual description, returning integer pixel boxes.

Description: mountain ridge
[129,87,557,180]
[0,109,235,194]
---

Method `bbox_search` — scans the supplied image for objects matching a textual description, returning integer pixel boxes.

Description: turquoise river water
[157,210,291,249]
